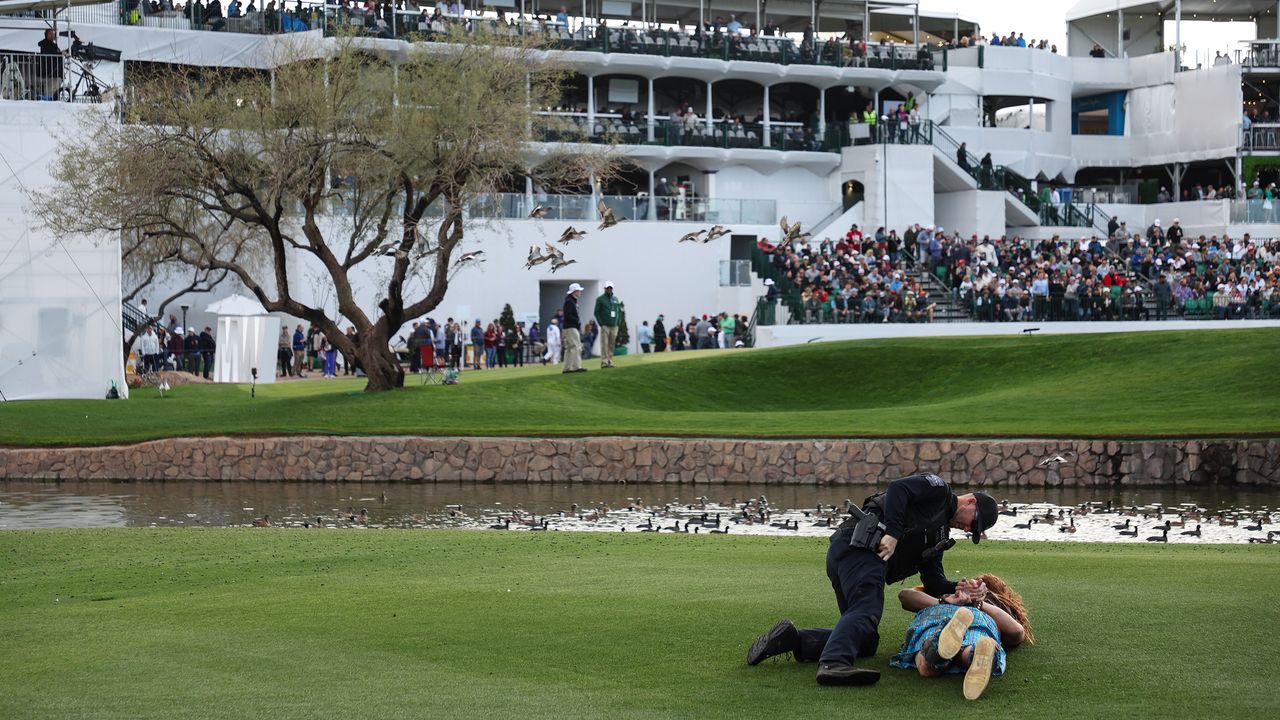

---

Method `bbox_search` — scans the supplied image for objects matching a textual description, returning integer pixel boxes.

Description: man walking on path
[594,281,622,368]
[562,283,585,373]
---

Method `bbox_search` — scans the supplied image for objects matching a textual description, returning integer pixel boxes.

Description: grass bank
[0,530,1277,719]
[2,329,1278,446]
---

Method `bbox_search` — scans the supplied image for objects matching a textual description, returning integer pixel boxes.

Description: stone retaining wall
[2,436,1276,485]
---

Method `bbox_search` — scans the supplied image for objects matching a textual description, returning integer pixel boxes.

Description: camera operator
[36,29,64,98]
[746,473,999,687]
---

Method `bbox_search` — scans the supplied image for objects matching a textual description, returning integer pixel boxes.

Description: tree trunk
[359,334,405,391]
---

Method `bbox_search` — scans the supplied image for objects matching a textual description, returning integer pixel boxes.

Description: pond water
[1,480,1278,544]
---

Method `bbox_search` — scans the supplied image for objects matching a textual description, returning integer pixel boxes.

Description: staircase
[122,301,148,334]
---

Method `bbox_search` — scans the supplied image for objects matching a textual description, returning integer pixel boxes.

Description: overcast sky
[916,0,1256,60]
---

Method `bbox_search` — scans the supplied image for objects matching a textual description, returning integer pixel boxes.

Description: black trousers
[794,529,884,665]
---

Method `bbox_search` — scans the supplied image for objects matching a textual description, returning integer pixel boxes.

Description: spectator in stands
[957,142,970,171]
[1090,43,1106,58]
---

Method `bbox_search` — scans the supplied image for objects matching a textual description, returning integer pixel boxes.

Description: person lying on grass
[891,574,1033,701]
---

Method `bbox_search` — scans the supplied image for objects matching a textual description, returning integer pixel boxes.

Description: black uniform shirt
[861,474,959,597]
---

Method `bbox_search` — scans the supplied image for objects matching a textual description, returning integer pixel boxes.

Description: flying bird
[529,205,550,219]
[705,225,732,242]
[1037,452,1074,468]
[542,243,565,262]
[678,229,707,243]
[597,200,622,230]
[453,250,485,267]
[550,257,578,273]
[524,245,551,269]
[558,226,588,244]
[374,243,406,258]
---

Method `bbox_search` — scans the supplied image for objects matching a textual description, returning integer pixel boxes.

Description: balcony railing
[536,114,852,153]
[0,52,112,103]
[1229,199,1280,224]
[1244,124,1280,152]
[406,192,777,225]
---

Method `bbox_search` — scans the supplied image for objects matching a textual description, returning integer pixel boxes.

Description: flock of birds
[998,500,1280,544]
[373,203,815,276]
[519,201,759,273]
[237,495,1280,545]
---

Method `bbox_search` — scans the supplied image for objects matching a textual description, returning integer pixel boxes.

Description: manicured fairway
[3,329,1279,445]
[1,530,1277,719]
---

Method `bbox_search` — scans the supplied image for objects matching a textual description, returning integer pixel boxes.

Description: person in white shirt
[543,318,562,364]
[138,326,161,372]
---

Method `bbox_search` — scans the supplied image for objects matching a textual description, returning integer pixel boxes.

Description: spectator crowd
[756,218,1280,324]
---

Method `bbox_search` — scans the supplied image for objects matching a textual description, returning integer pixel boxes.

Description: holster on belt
[846,505,887,551]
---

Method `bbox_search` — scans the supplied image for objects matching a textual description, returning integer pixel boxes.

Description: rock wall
[1,437,1276,485]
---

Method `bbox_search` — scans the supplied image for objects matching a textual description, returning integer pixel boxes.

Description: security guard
[861,102,877,142]
[746,473,999,686]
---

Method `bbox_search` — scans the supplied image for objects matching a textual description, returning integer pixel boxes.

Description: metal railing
[1229,199,1280,224]
[0,52,111,102]
[417,192,777,225]
[1244,124,1280,152]
[536,114,853,153]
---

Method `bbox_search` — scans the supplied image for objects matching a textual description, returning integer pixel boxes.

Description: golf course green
[0,530,1276,719]
[2,329,1278,445]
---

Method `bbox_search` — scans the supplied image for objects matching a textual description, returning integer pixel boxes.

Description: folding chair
[419,345,446,384]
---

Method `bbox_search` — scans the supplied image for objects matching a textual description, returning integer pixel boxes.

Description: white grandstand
[2,0,1280,397]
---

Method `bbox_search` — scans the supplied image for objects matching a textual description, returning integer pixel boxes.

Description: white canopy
[206,294,267,316]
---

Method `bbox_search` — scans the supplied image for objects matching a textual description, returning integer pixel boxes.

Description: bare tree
[36,31,601,391]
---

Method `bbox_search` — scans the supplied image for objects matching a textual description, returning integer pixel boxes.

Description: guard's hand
[877,535,898,562]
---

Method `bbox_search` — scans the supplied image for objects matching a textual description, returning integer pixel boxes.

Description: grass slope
[0,530,1277,719]
[2,329,1278,446]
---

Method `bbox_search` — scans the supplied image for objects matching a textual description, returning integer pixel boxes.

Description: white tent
[207,295,278,384]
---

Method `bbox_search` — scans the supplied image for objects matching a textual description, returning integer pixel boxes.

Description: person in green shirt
[720,313,737,348]
[593,281,623,368]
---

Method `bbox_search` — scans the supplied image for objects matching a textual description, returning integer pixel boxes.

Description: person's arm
[918,555,958,597]
[975,598,1026,648]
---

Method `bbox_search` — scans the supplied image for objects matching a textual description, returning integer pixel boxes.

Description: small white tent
[206,295,279,384]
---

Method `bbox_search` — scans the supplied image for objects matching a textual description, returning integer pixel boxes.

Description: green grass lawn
[3,329,1279,446]
[0,530,1277,719]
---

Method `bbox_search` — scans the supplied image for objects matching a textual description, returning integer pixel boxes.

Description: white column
[587,75,595,129]
[863,1,869,43]
[647,77,656,143]
[1117,9,1124,57]
[762,84,771,147]
[1175,0,1182,68]
[818,87,826,135]
[705,80,714,131]
[912,5,919,47]
[648,169,656,220]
